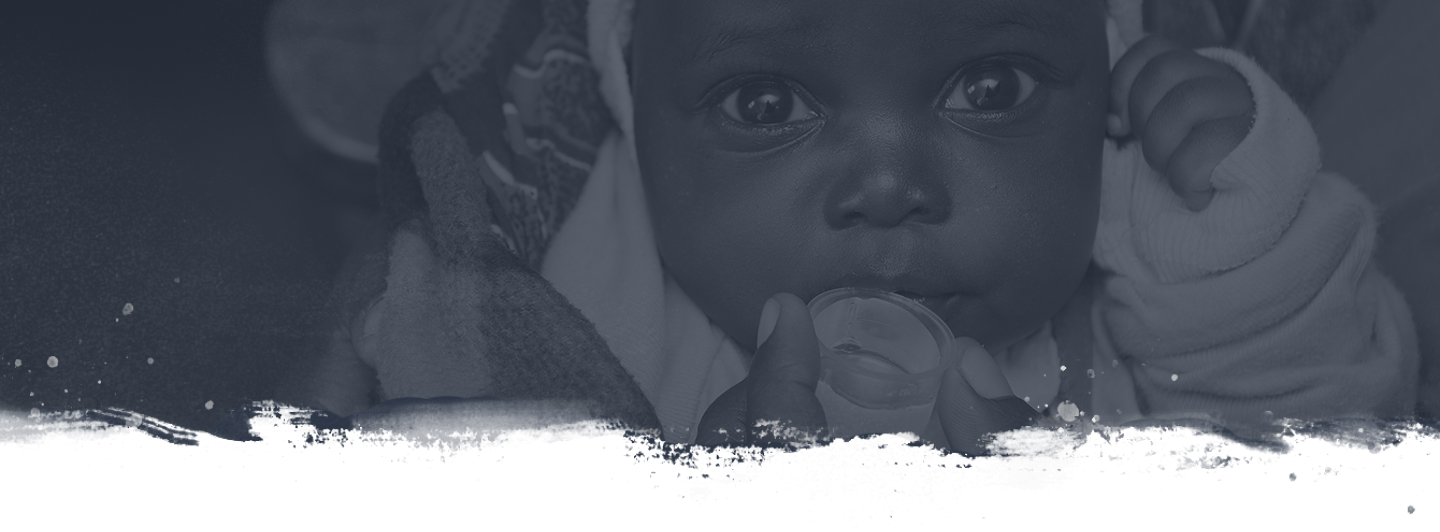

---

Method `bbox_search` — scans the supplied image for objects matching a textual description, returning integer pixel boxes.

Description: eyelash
[702,75,823,131]
[702,56,1055,129]
[943,66,1037,112]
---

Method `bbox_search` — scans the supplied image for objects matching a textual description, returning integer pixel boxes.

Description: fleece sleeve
[1089,48,1420,424]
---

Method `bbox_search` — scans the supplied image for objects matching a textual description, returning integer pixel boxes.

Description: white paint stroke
[0,408,1435,529]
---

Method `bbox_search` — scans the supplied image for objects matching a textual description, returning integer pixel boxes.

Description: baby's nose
[822,110,954,229]
[827,172,948,229]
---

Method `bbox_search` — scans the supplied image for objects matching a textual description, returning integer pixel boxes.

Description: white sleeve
[1089,49,1420,423]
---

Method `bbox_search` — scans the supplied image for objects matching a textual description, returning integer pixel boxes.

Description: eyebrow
[971,1,1081,42]
[682,17,821,67]
[686,29,749,66]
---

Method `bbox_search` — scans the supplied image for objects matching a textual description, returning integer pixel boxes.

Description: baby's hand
[1109,36,1255,212]
[694,293,1037,455]
[931,339,1039,457]
[695,294,828,446]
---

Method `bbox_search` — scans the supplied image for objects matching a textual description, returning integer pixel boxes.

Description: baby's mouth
[894,291,930,304]
[893,291,953,319]
[831,274,960,322]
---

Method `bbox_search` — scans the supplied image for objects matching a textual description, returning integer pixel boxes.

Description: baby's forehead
[644,0,1099,38]
[636,0,1106,63]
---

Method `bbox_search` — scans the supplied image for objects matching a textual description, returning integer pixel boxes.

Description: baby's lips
[836,272,953,299]
[894,290,961,325]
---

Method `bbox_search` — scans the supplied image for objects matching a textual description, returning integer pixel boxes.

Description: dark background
[0,0,374,430]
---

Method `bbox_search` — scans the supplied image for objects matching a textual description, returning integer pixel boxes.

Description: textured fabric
[314,0,659,430]
[1097,48,1320,284]
[382,0,612,271]
[1090,48,1420,423]
[539,130,750,443]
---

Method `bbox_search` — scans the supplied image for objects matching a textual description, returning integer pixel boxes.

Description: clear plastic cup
[809,288,959,438]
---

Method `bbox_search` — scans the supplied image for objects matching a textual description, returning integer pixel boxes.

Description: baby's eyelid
[941,64,1039,111]
[717,78,822,125]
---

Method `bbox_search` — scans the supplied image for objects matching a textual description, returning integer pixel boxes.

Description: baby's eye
[720,80,818,125]
[944,65,1037,112]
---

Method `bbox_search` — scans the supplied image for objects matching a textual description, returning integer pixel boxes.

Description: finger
[1109,36,1185,137]
[747,293,827,445]
[696,380,750,446]
[938,344,1037,457]
[1141,74,1254,184]
[937,368,1038,457]
[920,398,950,450]
[1165,114,1253,211]
[1129,50,1243,145]
[954,337,1015,400]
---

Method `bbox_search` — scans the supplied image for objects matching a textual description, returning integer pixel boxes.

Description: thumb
[747,293,827,446]
[695,381,749,446]
[937,340,1038,457]
[1108,36,1184,138]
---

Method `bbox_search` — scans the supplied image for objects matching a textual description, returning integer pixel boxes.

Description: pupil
[739,83,793,124]
[964,67,1020,111]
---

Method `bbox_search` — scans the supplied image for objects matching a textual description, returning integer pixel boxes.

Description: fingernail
[756,298,781,348]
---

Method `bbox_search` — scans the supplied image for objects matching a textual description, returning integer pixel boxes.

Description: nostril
[827,173,950,228]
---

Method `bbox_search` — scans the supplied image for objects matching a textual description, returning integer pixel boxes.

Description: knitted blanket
[312,0,659,430]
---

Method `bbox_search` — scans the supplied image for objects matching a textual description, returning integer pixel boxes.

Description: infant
[301,0,1419,454]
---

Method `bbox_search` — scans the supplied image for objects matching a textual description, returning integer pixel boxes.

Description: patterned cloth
[379,0,609,270]
[324,0,660,430]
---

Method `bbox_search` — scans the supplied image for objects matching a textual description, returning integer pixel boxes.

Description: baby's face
[631,0,1111,352]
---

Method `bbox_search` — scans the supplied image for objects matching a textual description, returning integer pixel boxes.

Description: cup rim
[808,288,959,409]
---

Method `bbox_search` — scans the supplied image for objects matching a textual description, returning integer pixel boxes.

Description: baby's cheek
[982,178,1100,344]
[648,208,777,346]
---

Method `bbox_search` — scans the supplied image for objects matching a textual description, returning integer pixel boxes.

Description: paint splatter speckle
[1060,365,1067,372]
[13,359,20,368]
[1087,369,1095,378]
[47,356,58,368]
[173,277,180,283]
[205,400,214,410]
[1057,401,1079,422]
[147,358,154,365]
[1171,374,1178,381]
[122,303,134,316]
